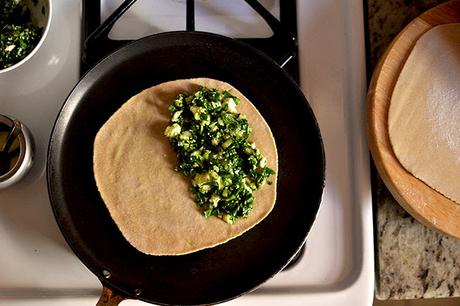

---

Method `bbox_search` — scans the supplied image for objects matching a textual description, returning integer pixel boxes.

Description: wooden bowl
[367,0,460,238]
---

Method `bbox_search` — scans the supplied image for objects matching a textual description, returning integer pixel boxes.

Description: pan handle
[96,286,126,306]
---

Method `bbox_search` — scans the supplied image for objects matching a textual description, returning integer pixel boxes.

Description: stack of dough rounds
[388,24,460,205]
[93,78,278,255]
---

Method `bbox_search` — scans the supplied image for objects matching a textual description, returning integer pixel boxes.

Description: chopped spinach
[165,87,275,224]
[1,0,43,69]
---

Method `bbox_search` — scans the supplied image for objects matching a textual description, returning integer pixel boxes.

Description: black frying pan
[47,2,325,306]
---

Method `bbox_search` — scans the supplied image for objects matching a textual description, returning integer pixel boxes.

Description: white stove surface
[0,0,374,305]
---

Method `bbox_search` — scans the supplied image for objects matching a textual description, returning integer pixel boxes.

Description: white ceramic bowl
[0,0,52,74]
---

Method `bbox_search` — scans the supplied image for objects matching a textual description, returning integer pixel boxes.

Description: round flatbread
[93,78,278,255]
[388,24,460,204]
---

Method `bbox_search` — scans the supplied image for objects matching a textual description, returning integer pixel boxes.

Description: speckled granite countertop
[366,0,460,300]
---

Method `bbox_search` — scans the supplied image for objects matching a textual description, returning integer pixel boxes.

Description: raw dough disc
[93,78,278,255]
[388,23,460,204]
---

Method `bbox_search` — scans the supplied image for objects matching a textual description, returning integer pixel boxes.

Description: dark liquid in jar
[0,123,20,176]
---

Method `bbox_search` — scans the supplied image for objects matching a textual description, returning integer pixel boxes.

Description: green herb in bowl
[0,0,45,70]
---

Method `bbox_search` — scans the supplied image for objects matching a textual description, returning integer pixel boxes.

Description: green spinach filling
[1,0,42,69]
[165,87,275,224]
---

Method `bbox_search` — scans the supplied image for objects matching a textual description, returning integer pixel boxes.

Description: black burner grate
[80,0,303,270]
[81,0,299,81]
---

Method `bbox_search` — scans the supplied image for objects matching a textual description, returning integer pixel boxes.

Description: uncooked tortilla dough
[93,78,278,255]
[389,24,460,204]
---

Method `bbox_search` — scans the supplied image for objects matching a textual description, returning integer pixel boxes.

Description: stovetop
[0,1,374,305]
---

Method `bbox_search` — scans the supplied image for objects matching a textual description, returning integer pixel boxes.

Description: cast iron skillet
[47,2,325,306]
